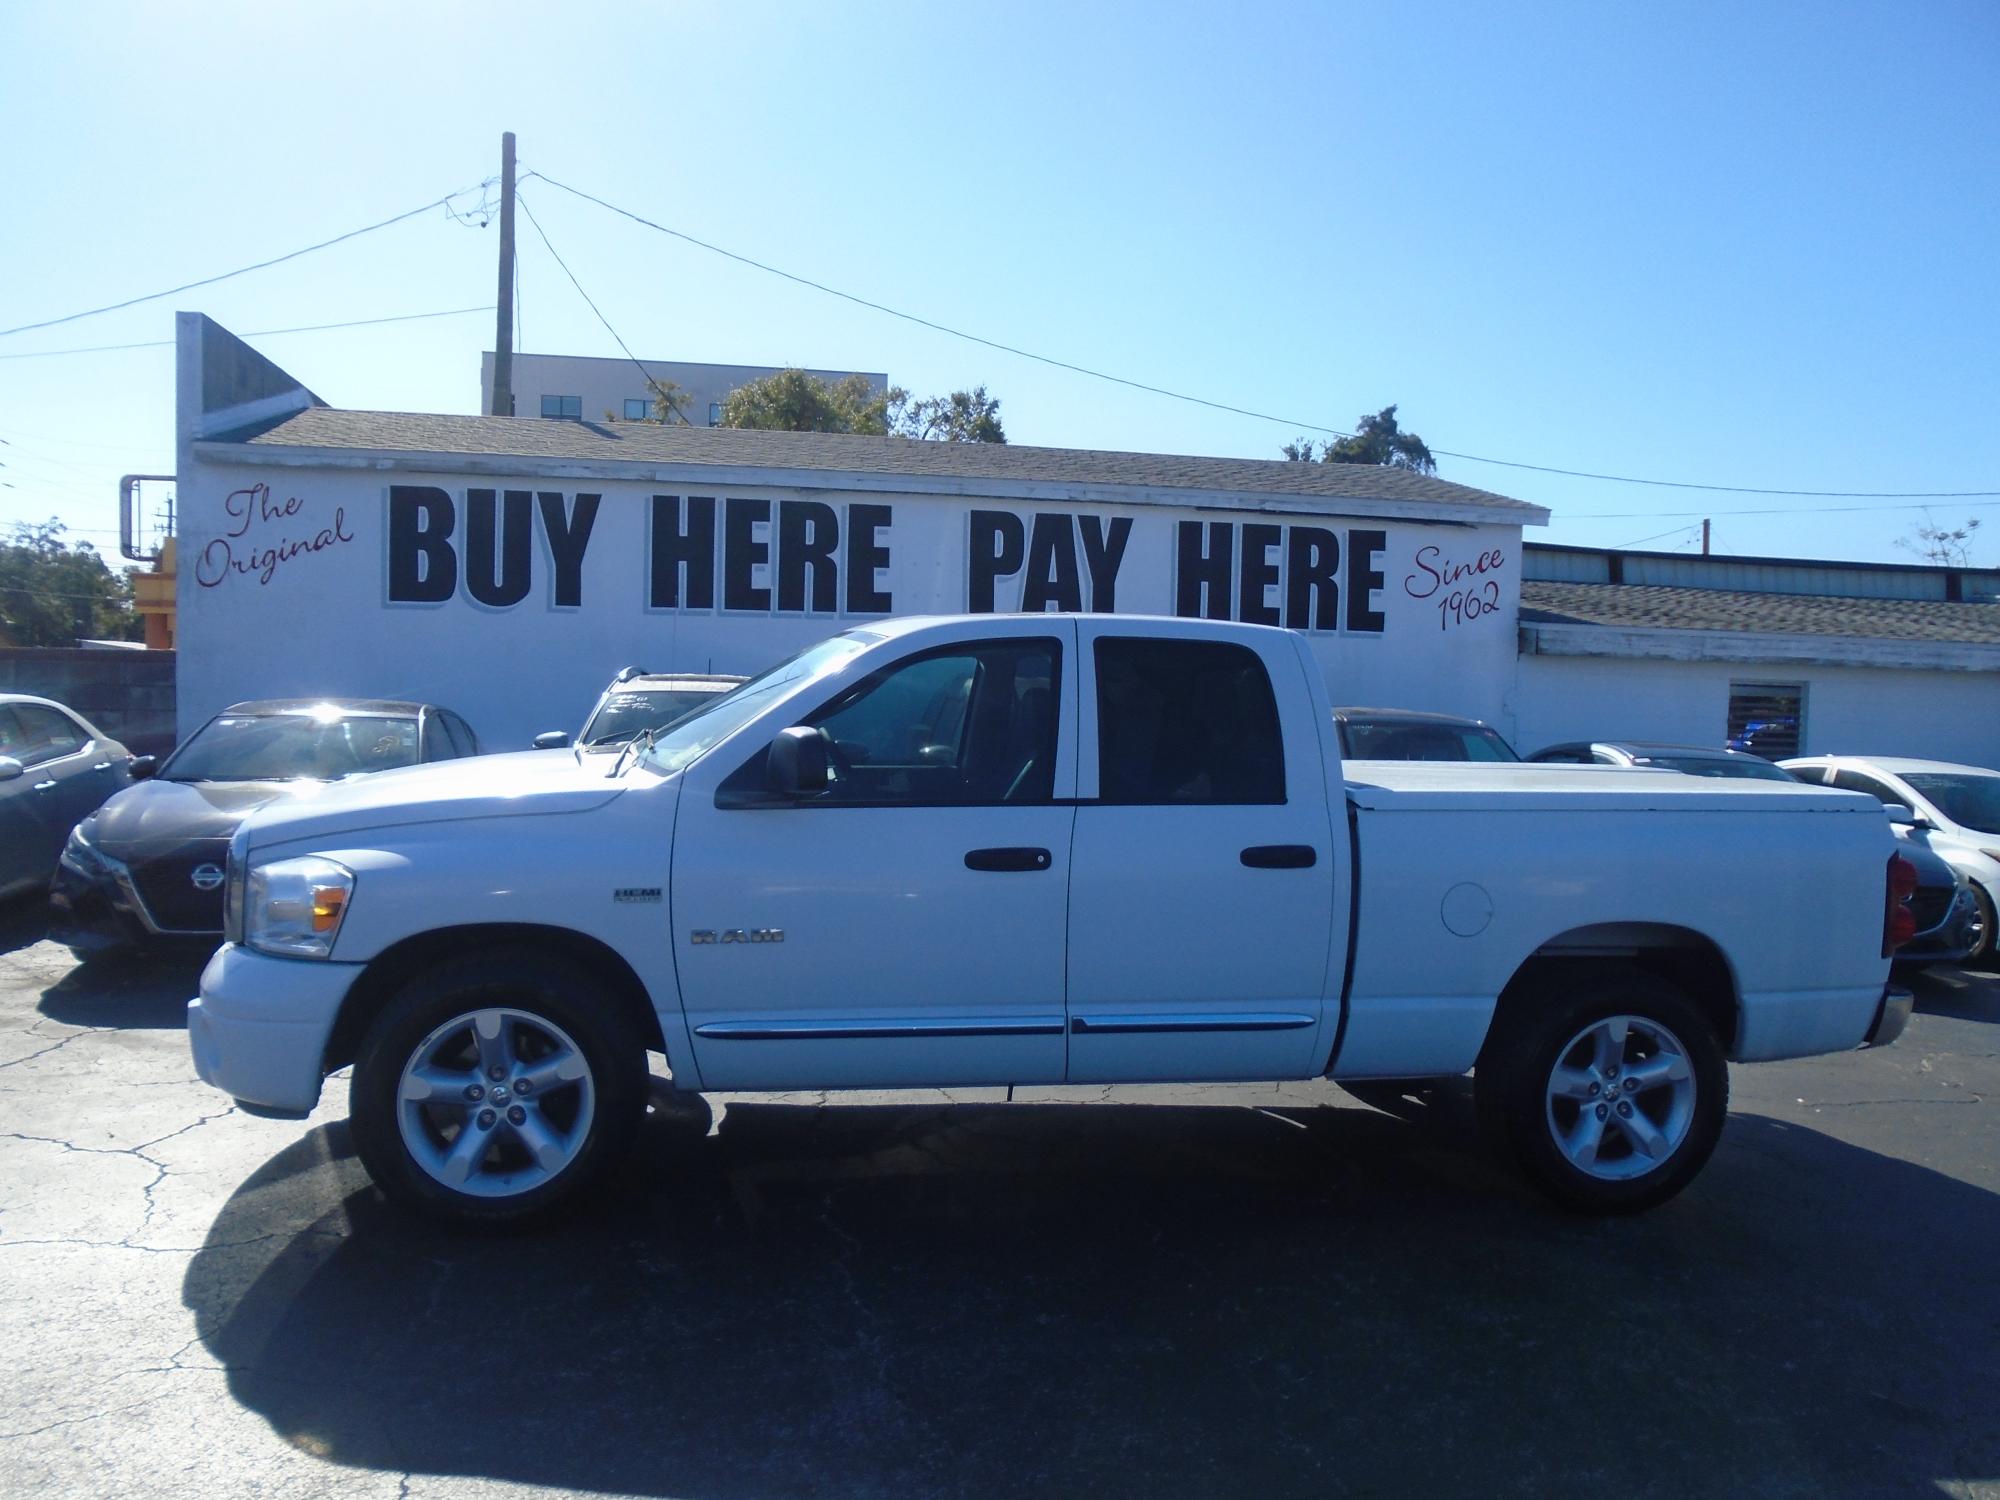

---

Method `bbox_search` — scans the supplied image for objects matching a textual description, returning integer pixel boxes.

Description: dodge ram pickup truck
[188,614,1917,1223]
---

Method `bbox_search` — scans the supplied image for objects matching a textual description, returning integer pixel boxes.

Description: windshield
[640,634,878,776]
[1341,718,1519,762]
[1903,772,2000,835]
[162,712,420,782]
[583,687,736,747]
[1637,754,1796,782]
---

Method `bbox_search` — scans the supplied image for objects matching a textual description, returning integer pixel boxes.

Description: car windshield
[1341,719,1519,762]
[1902,772,2000,835]
[583,687,735,747]
[162,712,420,782]
[640,633,878,776]
[1636,754,1796,781]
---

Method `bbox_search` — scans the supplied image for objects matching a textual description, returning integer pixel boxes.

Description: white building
[478,350,888,428]
[177,316,1542,748]
[1512,544,2000,765]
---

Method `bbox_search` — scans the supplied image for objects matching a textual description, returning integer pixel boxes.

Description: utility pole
[489,132,517,416]
[1701,518,1711,555]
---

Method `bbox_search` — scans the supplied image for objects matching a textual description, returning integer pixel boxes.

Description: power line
[0,305,493,361]
[524,167,2000,503]
[1612,523,1703,549]
[516,189,688,423]
[1568,496,2000,522]
[0,182,494,339]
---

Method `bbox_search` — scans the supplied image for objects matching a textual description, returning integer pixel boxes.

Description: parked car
[1527,741,1800,781]
[1333,706,1519,762]
[0,693,133,901]
[49,698,481,955]
[1890,839,1983,968]
[532,669,746,752]
[1780,755,2000,967]
[190,615,1915,1225]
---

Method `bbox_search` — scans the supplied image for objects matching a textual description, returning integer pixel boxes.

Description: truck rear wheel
[1477,969,1727,1214]
[350,949,646,1225]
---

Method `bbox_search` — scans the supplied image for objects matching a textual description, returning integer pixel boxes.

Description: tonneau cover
[1341,760,1883,814]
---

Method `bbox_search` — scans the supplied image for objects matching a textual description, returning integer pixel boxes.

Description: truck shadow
[182,1095,1998,1499]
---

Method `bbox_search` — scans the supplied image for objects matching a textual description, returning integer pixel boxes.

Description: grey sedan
[0,693,132,900]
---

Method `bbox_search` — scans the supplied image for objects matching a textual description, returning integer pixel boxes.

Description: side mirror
[128,756,157,781]
[0,756,22,783]
[532,731,571,750]
[766,726,829,798]
[1881,803,1918,827]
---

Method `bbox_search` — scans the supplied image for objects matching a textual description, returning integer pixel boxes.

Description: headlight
[223,833,248,946]
[60,823,102,875]
[243,856,354,959]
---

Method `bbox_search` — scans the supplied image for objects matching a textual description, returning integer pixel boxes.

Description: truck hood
[240,749,630,851]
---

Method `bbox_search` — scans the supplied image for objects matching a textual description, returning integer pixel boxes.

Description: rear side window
[1830,769,1905,805]
[1095,638,1284,804]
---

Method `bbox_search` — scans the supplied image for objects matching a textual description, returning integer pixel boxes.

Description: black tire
[350,948,647,1226]
[1476,967,1728,1214]
[1966,883,1996,971]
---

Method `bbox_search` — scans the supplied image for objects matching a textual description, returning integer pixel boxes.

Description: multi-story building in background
[479,352,888,427]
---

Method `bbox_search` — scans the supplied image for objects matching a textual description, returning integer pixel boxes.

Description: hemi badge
[614,887,663,904]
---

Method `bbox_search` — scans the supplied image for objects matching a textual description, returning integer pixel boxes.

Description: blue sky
[3,1,1995,566]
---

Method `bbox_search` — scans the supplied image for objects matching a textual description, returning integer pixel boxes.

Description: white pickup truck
[188,614,1916,1223]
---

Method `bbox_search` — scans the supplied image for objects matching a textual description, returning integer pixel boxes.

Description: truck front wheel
[350,950,646,1224]
[1477,970,1728,1214]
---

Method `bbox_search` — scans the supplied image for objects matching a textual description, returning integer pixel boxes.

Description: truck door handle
[965,847,1053,873]
[1241,844,1317,869]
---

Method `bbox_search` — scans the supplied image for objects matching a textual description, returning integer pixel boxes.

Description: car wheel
[1477,968,1728,1214]
[350,949,646,1225]
[1961,883,1997,970]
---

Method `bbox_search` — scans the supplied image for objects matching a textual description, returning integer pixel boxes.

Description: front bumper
[1896,884,1981,966]
[1863,984,1915,1049]
[49,846,219,953]
[188,943,362,1117]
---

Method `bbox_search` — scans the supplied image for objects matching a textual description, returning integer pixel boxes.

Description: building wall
[173,459,1526,751]
[478,353,889,426]
[1512,653,2000,766]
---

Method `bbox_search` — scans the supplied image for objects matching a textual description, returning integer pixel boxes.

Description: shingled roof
[1521,580,2000,645]
[212,407,1546,521]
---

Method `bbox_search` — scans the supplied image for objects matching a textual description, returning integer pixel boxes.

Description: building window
[1726,682,1804,760]
[540,395,582,420]
[708,401,722,427]
[623,399,650,421]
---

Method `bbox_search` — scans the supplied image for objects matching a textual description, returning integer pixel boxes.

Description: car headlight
[243,855,354,959]
[60,823,103,875]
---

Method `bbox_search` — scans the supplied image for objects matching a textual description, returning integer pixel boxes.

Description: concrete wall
[1512,653,2000,767]
[0,648,178,758]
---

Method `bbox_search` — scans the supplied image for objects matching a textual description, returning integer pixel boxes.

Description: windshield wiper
[609,725,661,778]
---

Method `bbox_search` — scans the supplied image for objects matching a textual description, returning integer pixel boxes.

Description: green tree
[888,385,1007,443]
[1283,405,1436,473]
[0,519,140,646]
[721,369,890,435]
[646,378,695,426]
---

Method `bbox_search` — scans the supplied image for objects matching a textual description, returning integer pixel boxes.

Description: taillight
[1883,853,1919,956]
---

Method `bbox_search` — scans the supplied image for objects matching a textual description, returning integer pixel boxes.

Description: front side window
[1830,769,1905,806]
[1096,638,1283,804]
[800,639,1060,805]
[6,704,87,766]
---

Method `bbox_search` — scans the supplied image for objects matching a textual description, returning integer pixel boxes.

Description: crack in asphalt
[0,1105,239,1249]
[0,1024,108,1071]
[0,1394,170,1441]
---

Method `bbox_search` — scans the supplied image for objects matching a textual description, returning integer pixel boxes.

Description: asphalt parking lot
[0,901,1994,1500]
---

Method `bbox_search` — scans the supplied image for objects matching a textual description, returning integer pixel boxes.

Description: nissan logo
[189,864,226,892]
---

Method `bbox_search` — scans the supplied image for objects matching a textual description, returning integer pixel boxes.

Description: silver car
[1782,755,2000,968]
[0,693,133,900]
